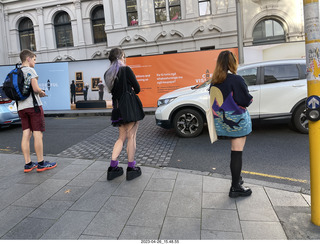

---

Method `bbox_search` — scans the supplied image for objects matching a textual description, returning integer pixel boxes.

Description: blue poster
[0,62,70,110]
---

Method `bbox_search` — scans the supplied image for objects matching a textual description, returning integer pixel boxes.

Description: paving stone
[236,186,279,221]
[0,183,36,211]
[40,210,96,240]
[201,230,243,240]
[29,200,74,220]
[67,170,105,187]
[127,191,171,228]
[241,221,287,240]
[202,209,241,232]
[202,192,236,210]
[50,164,88,180]
[145,178,175,192]
[119,226,161,240]
[12,179,69,208]
[152,169,177,179]
[2,217,55,240]
[160,217,201,240]
[79,235,116,240]
[50,185,89,202]
[70,181,119,212]
[167,184,202,218]
[0,206,34,237]
[203,176,231,193]
[265,187,309,207]
[83,196,138,238]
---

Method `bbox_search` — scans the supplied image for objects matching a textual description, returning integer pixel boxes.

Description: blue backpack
[3,64,40,112]
[3,64,31,101]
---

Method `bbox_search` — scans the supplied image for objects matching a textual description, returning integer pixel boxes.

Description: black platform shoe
[107,166,124,180]
[126,166,142,181]
[239,176,244,185]
[229,185,252,198]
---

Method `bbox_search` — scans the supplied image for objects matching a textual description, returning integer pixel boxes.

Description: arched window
[91,6,107,43]
[253,19,285,44]
[19,18,36,51]
[54,12,74,48]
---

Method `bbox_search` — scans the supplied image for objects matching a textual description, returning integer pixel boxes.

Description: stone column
[74,0,85,45]
[102,0,113,30]
[36,7,47,50]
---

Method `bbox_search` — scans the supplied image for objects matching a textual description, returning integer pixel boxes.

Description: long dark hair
[104,48,125,92]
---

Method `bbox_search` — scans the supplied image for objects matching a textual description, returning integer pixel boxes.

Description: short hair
[20,49,36,63]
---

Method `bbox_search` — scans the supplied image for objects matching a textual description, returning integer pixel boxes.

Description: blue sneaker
[24,162,38,173]
[37,161,57,172]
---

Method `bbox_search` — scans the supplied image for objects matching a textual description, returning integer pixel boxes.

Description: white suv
[155,59,308,137]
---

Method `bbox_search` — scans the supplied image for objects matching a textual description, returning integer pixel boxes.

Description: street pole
[236,0,244,64]
[303,0,320,226]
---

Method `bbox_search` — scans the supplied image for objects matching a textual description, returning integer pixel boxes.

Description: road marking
[0,148,11,152]
[242,170,308,183]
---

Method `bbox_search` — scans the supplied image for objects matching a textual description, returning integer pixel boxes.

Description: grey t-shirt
[17,67,42,111]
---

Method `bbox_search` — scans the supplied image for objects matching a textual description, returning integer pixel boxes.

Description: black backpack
[3,64,39,111]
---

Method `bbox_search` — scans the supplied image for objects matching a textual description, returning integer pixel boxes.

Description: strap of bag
[121,66,129,93]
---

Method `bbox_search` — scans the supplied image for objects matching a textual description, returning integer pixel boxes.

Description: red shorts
[18,106,45,132]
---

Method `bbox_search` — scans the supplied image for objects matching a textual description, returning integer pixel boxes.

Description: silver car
[0,86,20,128]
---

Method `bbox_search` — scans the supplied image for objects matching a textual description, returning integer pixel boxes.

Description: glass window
[54,12,74,48]
[264,64,299,84]
[126,0,138,26]
[253,19,285,44]
[155,0,167,22]
[199,0,211,16]
[92,6,106,43]
[169,0,181,20]
[238,67,258,86]
[19,18,36,51]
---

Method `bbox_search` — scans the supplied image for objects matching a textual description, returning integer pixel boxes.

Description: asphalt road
[0,116,310,191]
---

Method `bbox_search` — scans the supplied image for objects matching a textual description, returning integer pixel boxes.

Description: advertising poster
[126,48,238,107]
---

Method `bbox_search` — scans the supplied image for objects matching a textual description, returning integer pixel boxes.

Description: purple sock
[110,160,118,168]
[128,161,136,168]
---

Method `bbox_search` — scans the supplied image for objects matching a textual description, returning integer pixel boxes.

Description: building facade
[0,0,305,65]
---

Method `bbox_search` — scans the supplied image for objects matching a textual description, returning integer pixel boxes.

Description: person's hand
[39,90,46,97]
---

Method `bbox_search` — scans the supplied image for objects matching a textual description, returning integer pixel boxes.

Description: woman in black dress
[104,48,142,181]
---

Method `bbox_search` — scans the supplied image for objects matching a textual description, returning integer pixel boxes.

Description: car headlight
[157,97,176,107]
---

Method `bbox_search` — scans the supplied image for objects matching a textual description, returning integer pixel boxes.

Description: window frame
[262,64,300,84]
[54,12,74,48]
[18,17,36,51]
[154,0,181,23]
[253,19,286,45]
[91,5,107,43]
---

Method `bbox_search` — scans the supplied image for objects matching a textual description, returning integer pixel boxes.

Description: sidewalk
[0,152,319,240]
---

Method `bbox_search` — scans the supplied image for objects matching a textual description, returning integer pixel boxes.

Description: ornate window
[91,6,107,43]
[54,12,74,48]
[154,0,181,22]
[19,18,36,51]
[199,0,211,16]
[253,19,285,44]
[126,0,138,26]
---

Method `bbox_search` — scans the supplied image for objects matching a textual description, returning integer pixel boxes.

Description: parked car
[0,86,20,128]
[155,59,308,137]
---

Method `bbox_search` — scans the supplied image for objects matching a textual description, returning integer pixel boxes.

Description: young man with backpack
[17,49,57,173]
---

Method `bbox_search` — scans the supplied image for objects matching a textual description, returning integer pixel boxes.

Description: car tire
[292,103,308,134]
[173,109,204,138]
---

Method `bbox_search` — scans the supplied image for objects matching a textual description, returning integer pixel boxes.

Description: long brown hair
[211,51,238,84]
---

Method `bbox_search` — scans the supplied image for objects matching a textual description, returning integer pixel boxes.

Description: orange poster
[126,48,238,107]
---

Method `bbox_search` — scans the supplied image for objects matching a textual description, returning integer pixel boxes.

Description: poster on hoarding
[126,48,238,107]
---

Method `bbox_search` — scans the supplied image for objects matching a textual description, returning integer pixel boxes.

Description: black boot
[107,166,123,180]
[126,166,142,181]
[229,184,252,198]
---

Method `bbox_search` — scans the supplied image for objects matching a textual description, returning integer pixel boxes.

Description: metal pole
[303,0,320,226]
[236,0,244,64]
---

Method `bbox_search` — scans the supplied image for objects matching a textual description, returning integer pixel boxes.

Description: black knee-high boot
[229,151,252,198]
[230,151,242,187]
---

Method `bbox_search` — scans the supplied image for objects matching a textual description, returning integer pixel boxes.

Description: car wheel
[173,109,204,138]
[292,103,308,134]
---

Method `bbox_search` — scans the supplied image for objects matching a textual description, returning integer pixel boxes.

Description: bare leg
[21,129,32,164]
[126,122,139,162]
[33,131,44,163]
[111,123,133,161]
[231,136,246,151]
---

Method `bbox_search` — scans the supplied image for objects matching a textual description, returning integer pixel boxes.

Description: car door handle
[292,84,305,87]
[249,89,258,92]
